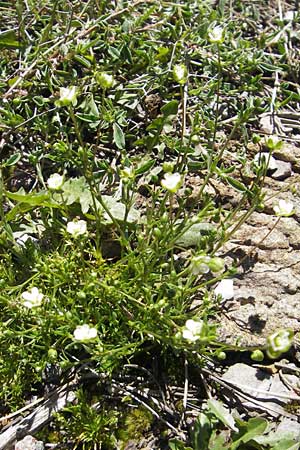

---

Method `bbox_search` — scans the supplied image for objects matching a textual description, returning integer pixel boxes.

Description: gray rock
[271,160,292,180]
[15,435,44,450]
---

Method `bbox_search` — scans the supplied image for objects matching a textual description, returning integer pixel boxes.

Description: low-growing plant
[0,0,298,446]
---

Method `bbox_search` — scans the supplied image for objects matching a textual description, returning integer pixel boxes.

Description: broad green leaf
[74,54,92,68]
[254,430,300,449]
[175,223,214,247]
[207,399,238,432]
[191,412,212,450]
[161,100,179,117]
[113,123,125,149]
[101,195,140,223]
[0,30,20,49]
[76,113,100,124]
[272,441,300,450]
[62,177,94,213]
[231,417,268,450]
[79,94,99,117]
[208,430,228,450]
[168,439,192,450]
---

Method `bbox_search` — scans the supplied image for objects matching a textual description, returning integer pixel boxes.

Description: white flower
[254,153,277,170]
[267,329,294,358]
[208,25,224,44]
[47,173,64,190]
[214,279,234,300]
[66,219,87,237]
[161,172,182,193]
[21,287,44,308]
[182,319,203,342]
[73,324,97,342]
[57,86,78,107]
[190,255,210,275]
[273,199,294,217]
[96,72,114,89]
[173,64,188,85]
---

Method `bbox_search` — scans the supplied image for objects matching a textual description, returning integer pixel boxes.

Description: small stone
[271,160,292,180]
[273,143,299,164]
[15,435,44,450]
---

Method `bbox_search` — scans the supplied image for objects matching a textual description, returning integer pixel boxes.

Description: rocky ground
[218,141,300,348]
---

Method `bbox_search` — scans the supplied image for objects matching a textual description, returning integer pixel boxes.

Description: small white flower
[267,329,294,358]
[208,25,224,44]
[57,86,78,107]
[161,172,182,193]
[173,64,188,85]
[182,319,203,342]
[21,287,44,308]
[190,255,210,275]
[66,219,87,237]
[47,173,64,190]
[214,279,234,300]
[96,72,114,89]
[273,199,294,217]
[73,324,98,342]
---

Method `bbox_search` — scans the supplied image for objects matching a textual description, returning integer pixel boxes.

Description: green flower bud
[48,348,58,361]
[208,257,224,273]
[251,349,264,362]
[264,135,283,150]
[208,24,224,44]
[216,351,226,360]
[162,162,175,173]
[153,227,162,238]
[77,291,86,300]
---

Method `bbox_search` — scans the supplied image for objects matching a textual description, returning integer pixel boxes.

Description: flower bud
[251,349,264,362]
[208,257,224,273]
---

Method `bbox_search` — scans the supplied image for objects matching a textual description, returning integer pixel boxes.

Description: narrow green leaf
[135,159,155,175]
[226,176,248,193]
[113,123,125,149]
[3,152,21,167]
[5,190,51,206]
